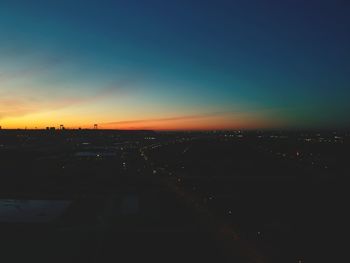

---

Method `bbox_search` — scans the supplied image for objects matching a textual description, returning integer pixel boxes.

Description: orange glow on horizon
[0,107,285,131]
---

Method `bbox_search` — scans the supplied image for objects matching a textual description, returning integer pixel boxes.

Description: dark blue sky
[0,0,349,129]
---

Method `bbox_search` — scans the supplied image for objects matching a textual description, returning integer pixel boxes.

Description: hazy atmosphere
[1,1,349,263]
[1,0,349,130]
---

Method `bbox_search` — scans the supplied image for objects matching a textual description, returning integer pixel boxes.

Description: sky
[0,0,349,130]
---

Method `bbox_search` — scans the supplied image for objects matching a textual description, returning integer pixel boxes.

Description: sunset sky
[1,0,349,130]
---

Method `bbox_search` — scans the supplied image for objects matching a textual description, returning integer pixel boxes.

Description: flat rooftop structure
[0,199,71,223]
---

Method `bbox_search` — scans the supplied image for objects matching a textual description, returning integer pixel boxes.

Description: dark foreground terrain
[0,129,348,262]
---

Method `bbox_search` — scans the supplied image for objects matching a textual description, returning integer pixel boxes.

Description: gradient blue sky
[0,0,349,129]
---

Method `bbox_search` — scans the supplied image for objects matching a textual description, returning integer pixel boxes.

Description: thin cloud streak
[99,107,288,130]
[100,105,285,127]
[101,111,233,126]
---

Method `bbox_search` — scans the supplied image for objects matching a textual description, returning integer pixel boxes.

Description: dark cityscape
[1,0,350,262]
[0,128,348,262]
